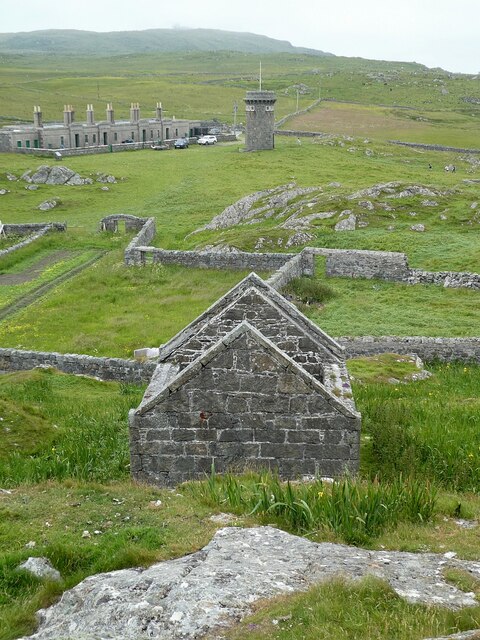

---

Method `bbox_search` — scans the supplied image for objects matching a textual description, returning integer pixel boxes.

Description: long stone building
[0,103,209,152]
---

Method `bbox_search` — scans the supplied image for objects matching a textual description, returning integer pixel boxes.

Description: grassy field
[0,48,480,640]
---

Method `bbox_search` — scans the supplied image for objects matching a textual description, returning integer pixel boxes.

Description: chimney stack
[106,103,115,124]
[33,105,43,128]
[86,104,95,125]
[156,101,163,119]
[130,102,140,123]
[63,105,75,126]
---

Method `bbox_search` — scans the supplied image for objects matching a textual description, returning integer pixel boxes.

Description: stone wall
[99,214,147,233]
[389,140,480,154]
[0,348,156,383]
[129,247,296,272]
[3,222,66,235]
[408,269,480,290]
[130,324,360,486]
[0,223,66,259]
[337,336,480,363]
[312,248,410,282]
[124,218,157,264]
[266,250,314,290]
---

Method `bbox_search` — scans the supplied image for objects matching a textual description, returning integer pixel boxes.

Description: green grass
[353,361,480,492]
[219,577,480,640]
[302,270,480,337]
[0,255,269,357]
[0,368,144,486]
[187,470,437,546]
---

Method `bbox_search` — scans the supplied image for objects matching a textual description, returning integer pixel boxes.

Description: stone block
[253,427,286,444]
[259,443,304,459]
[171,428,196,442]
[286,429,321,444]
[217,429,254,443]
[184,442,209,456]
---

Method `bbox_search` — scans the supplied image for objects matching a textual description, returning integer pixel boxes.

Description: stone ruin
[129,273,360,486]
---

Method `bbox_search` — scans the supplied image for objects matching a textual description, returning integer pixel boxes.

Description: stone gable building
[129,274,360,487]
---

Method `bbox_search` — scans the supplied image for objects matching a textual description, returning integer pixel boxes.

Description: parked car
[174,138,189,149]
[121,139,134,143]
[197,135,217,145]
[151,144,170,151]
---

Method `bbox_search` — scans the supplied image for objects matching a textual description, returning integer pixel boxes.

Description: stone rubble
[18,527,480,640]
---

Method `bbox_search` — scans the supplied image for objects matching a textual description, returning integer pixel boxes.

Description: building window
[175,128,178,137]
[114,132,118,142]
[17,141,22,148]
[25,140,30,148]
[48,144,52,149]
[85,134,88,143]
[60,136,64,147]
[131,132,135,140]
[93,134,96,143]
[150,130,153,138]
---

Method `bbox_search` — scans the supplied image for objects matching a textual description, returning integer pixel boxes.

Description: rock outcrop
[20,526,480,640]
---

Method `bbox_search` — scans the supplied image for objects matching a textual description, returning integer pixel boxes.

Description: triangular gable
[157,272,344,363]
[137,321,359,419]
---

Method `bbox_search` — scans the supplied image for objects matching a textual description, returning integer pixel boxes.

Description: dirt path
[0,250,75,285]
[0,252,106,321]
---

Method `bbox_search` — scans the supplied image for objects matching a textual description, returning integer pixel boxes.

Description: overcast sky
[2,0,478,74]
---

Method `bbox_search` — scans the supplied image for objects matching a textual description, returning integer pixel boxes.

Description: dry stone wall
[0,223,66,259]
[0,348,155,383]
[122,219,478,291]
[337,336,480,363]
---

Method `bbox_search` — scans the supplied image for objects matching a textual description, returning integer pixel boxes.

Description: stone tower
[244,90,276,151]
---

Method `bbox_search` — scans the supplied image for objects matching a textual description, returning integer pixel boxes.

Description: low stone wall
[337,336,480,363]
[408,269,480,290]
[13,142,153,157]
[0,223,66,259]
[275,130,329,138]
[0,348,156,383]
[128,247,296,272]
[389,140,480,154]
[275,98,323,129]
[3,222,66,235]
[267,250,314,290]
[311,248,410,282]
[100,214,147,233]
[124,218,157,264]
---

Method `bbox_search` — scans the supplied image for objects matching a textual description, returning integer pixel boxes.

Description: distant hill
[0,28,333,57]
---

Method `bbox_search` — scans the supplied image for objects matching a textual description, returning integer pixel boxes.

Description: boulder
[410,224,426,232]
[18,557,61,582]
[38,200,57,211]
[335,213,356,231]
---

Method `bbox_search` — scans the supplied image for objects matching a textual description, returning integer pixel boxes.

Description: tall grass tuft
[187,470,437,545]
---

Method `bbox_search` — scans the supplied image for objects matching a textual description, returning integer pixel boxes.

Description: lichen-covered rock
[38,200,58,211]
[335,214,356,231]
[18,557,61,582]
[21,166,92,186]
[18,526,480,640]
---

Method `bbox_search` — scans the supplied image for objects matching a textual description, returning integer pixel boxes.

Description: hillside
[0,27,333,56]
